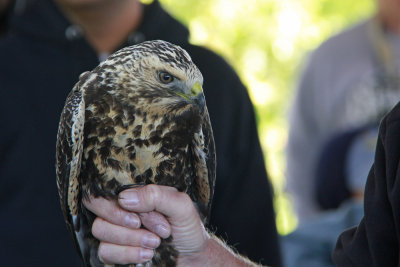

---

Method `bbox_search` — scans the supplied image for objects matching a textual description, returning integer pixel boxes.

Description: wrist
[176,230,211,266]
[178,233,260,267]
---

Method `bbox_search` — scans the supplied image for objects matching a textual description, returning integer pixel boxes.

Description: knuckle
[115,207,127,221]
[178,191,191,204]
[97,243,110,263]
[178,192,195,212]
[178,191,191,201]
[121,246,141,264]
[145,184,161,206]
[91,218,106,240]
[91,218,101,237]
[82,197,95,212]
[139,248,154,263]
[141,211,162,228]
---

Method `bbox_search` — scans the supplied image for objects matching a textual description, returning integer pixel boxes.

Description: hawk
[56,40,216,267]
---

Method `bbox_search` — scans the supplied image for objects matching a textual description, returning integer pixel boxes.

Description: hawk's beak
[190,82,205,113]
[191,82,203,96]
[173,82,205,112]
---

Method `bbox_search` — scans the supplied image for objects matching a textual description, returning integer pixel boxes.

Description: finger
[118,185,199,226]
[83,196,141,229]
[92,217,161,249]
[140,211,171,239]
[98,242,154,265]
[119,185,208,255]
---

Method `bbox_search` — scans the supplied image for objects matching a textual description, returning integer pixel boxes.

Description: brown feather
[56,40,216,267]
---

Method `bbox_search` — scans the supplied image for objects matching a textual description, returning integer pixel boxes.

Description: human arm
[84,185,261,266]
[332,103,400,266]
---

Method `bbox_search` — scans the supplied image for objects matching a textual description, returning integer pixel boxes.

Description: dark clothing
[332,102,400,266]
[315,124,377,210]
[315,129,356,210]
[0,1,13,36]
[0,1,281,266]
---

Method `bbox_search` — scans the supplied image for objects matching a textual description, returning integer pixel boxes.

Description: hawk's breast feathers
[56,40,216,267]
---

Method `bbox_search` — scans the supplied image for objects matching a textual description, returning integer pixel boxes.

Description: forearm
[178,233,264,267]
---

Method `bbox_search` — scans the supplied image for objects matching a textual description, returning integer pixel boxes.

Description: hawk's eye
[159,72,174,84]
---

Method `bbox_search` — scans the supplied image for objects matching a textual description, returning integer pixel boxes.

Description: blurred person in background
[0,0,13,35]
[282,125,376,267]
[0,0,281,266]
[286,0,400,222]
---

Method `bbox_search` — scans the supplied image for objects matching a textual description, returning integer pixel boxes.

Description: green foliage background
[156,0,375,234]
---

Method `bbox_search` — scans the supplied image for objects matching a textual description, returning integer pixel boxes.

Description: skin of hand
[83,185,260,266]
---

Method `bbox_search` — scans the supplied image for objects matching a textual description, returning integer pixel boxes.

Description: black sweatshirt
[333,101,400,266]
[0,1,281,266]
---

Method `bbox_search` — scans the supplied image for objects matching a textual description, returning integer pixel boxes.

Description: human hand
[84,184,259,266]
[83,185,209,265]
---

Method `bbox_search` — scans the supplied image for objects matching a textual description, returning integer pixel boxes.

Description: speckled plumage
[56,40,216,267]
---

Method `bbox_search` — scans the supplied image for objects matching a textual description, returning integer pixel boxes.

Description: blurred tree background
[154,0,375,234]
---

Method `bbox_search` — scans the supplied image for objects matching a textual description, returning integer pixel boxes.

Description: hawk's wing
[191,106,216,223]
[202,107,216,221]
[55,72,88,260]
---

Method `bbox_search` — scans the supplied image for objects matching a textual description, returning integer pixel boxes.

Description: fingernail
[119,190,139,207]
[156,224,170,238]
[142,234,160,248]
[140,248,154,261]
[123,214,140,228]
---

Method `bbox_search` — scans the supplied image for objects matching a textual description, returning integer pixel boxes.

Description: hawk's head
[94,40,205,113]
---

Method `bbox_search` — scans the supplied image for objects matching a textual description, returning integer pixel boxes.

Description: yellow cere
[191,82,203,96]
